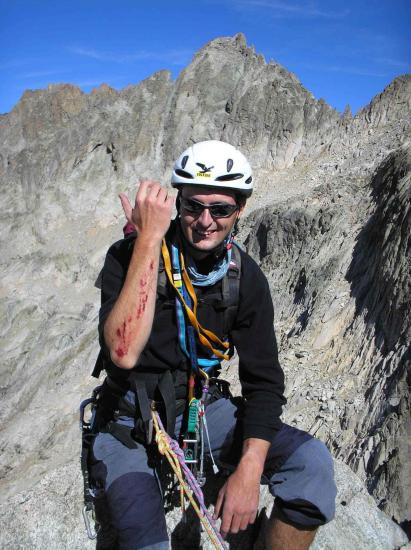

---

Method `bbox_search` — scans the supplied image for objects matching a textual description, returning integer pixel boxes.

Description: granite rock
[0,33,410,547]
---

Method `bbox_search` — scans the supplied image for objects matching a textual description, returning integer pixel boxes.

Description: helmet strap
[226,216,240,251]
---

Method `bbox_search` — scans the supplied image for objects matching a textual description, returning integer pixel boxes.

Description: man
[90,140,336,549]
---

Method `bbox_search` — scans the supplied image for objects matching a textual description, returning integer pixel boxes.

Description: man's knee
[90,433,169,548]
[269,437,336,527]
[107,472,168,548]
[295,437,335,488]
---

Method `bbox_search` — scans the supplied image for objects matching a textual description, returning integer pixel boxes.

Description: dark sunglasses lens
[183,199,204,213]
[182,198,237,218]
[209,204,237,217]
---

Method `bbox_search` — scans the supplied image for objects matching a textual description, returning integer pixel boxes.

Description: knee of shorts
[270,438,337,526]
[103,472,169,548]
[298,438,335,484]
[272,497,330,529]
[107,472,166,532]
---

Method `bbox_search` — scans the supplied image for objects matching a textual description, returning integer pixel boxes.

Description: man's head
[171,140,253,256]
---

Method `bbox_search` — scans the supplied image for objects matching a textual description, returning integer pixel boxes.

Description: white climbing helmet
[171,140,253,197]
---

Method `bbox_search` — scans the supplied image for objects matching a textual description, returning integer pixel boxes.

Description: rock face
[241,143,411,532]
[0,33,410,546]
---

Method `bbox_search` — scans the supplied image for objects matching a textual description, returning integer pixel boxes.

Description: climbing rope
[152,410,227,550]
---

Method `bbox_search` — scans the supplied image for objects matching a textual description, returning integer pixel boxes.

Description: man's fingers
[136,179,155,202]
[136,179,174,203]
[124,180,173,239]
[119,193,133,222]
[166,194,175,207]
[223,511,255,535]
[229,513,243,534]
[239,512,253,531]
[213,486,225,520]
[220,507,234,536]
[137,180,170,205]
[144,180,160,200]
[155,185,169,203]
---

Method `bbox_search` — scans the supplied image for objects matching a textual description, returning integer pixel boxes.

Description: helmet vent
[227,159,233,172]
[245,176,253,184]
[175,169,194,179]
[215,173,243,182]
[181,155,189,169]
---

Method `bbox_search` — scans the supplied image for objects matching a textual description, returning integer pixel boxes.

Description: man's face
[179,186,244,255]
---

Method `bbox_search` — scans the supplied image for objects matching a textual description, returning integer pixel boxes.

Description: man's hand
[213,459,261,536]
[119,180,174,243]
[213,438,270,537]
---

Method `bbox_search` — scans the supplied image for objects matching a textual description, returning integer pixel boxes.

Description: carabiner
[82,505,98,540]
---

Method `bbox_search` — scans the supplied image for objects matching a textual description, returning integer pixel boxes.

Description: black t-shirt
[98,222,286,441]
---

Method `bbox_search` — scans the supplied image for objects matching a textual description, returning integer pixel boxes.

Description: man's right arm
[103,180,174,369]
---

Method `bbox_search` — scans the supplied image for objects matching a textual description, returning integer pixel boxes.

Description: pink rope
[155,413,227,549]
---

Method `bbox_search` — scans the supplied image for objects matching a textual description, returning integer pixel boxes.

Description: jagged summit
[357,73,411,125]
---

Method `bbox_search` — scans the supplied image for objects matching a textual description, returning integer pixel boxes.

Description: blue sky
[1,0,410,115]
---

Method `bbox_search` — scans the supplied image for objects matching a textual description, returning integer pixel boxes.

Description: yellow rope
[199,368,209,381]
[152,411,225,550]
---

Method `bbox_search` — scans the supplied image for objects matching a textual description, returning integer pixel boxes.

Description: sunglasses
[180,197,239,218]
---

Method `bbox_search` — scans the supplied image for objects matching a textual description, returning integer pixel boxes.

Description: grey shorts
[90,397,336,549]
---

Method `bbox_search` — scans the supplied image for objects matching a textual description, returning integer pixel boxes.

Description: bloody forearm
[103,234,162,369]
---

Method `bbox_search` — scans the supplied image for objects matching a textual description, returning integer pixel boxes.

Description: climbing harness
[152,408,227,550]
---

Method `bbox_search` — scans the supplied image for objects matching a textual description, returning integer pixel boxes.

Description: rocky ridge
[239,142,410,529]
[0,33,410,547]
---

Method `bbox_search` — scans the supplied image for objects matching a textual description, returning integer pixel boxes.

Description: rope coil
[152,410,227,550]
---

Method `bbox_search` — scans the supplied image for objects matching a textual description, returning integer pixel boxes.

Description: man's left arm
[214,254,286,536]
[213,437,270,536]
